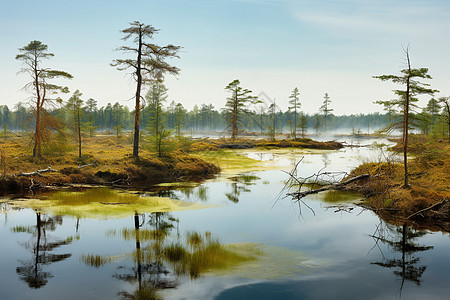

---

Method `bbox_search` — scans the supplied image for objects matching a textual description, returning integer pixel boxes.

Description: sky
[0,0,449,115]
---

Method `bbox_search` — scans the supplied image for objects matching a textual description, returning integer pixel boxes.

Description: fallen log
[78,164,94,170]
[407,199,448,220]
[287,173,370,200]
[17,166,58,177]
[78,158,99,169]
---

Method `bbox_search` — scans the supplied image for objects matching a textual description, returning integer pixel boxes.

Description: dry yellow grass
[348,138,450,219]
[0,134,219,193]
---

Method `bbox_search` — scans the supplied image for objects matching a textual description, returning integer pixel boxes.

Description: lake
[1,137,449,299]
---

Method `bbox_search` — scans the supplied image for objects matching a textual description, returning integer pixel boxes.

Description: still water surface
[1,138,449,299]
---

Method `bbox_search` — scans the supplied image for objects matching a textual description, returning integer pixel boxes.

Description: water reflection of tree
[107,211,251,299]
[15,212,73,289]
[321,153,331,168]
[369,221,434,294]
[225,174,260,203]
[116,212,179,299]
[180,186,209,202]
[1,202,9,224]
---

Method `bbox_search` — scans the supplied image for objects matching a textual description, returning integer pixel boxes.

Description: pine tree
[439,97,450,142]
[223,79,258,140]
[146,82,170,156]
[288,87,300,139]
[374,48,437,187]
[112,21,180,158]
[16,41,73,157]
[319,93,333,132]
[66,90,84,158]
[84,98,98,137]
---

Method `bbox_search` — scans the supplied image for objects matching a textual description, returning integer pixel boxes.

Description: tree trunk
[33,63,42,158]
[77,109,82,158]
[134,213,142,290]
[231,90,238,140]
[293,107,297,139]
[133,30,143,158]
[34,105,41,157]
[404,53,411,188]
[35,213,41,278]
[445,102,450,143]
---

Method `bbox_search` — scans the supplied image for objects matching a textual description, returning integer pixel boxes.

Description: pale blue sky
[1,0,449,114]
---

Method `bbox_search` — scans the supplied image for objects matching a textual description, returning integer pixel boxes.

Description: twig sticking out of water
[287,173,370,201]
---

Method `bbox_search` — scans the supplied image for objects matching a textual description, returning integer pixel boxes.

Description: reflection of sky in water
[0,138,449,300]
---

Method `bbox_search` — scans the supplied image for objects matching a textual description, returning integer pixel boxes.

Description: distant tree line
[3,97,448,138]
[5,23,450,160]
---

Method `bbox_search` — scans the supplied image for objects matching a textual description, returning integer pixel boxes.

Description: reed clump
[162,232,255,279]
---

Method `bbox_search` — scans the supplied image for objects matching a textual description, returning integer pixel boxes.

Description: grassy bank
[0,135,220,194]
[189,137,343,150]
[346,136,449,226]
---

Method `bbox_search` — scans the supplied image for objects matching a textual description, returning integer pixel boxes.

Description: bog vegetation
[1,22,449,226]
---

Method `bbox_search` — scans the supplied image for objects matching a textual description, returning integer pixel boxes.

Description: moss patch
[210,243,314,279]
[1,188,208,219]
[192,150,264,175]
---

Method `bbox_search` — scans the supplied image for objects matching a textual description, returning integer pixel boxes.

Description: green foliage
[84,98,98,137]
[176,135,195,153]
[147,129,175,157]
[16,40,73,157]
[65,89,84,156]
[111,21,181,158]
[145,82,174,157]
[174,102,186,136]
[319,93,333,132]
[146,83,168,136]
[373,48,437,187]
[42,131,72,156]
[438,96,450,141]
[223,79,259,140]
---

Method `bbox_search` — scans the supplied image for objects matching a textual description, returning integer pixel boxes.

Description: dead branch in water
[17,166,58,177]
[287,173,370,201]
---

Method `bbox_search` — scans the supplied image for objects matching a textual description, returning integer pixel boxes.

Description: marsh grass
[162,232,256,279]
[131,288,161,300]
[229,174,260,184]
[112,228,168,241]
[350,139,450,217]
[99,229,310,280]
[0,135,220,191]
[81,254,115,268]
[11,225,33,233]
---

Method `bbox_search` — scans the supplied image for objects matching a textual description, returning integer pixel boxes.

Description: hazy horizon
[1,0,449,115]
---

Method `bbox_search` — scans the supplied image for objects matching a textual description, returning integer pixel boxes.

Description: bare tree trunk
[404,51,411,188]
[33,64,42,158]
[445,102,450,143]
[77,108,82,158]
[232,91,238,140]
[133,30,143,158]
[34,105,40,157]
[293,107,297,139]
